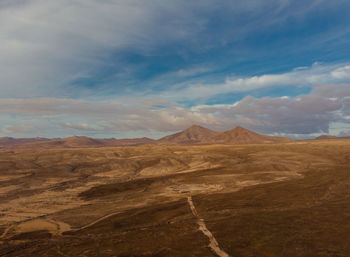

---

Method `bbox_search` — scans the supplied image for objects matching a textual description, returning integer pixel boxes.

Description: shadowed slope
[158,125,219,144]
[214,126,293,144]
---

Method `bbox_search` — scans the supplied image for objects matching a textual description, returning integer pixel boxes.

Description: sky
[1,0,350,139]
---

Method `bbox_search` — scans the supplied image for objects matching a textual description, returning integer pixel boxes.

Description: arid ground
[1,140,350,256]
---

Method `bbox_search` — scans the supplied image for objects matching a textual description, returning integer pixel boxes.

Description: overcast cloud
[0,1,350,138]
[0,84,349,138]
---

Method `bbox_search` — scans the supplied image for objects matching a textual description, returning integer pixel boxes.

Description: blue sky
[1,0,350,138]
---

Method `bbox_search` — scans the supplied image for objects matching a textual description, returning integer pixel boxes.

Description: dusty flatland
[0,140,350,256]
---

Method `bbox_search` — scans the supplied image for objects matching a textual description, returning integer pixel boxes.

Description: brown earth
[0,140,350,256]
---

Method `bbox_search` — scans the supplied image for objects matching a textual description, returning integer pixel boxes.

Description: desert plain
[1,137,350,256]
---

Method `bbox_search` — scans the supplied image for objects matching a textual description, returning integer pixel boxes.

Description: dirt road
[187,196,230,257]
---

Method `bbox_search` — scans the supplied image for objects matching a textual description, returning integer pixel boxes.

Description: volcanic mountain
[158,125,293,144]
[158,125,220,144]
[213,126,293,144]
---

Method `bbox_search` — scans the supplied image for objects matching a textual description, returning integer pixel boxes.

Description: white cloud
[0,84,349,138]
[59,122,101,132]
[0,0,344,98]
[1,1,350,138]
[0,0,207,97]
[161,63,350,101]
[331,66,350,79]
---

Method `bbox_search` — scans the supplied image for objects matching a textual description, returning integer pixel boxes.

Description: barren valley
[1,135,350,256]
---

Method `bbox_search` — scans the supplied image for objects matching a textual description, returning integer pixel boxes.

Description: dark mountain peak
[230,126,252,132]
[186,124,209,131]
[158,125,218,144]
[66,136,89,139]
[225,126,259,136]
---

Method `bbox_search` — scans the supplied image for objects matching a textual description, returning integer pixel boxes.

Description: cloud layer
[1,0,349,98]
[161,63,350,102]
[1,1,350,138]
[1,83,349,138]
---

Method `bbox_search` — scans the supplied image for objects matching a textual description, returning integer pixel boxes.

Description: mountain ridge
[158,125,293,145]
[0,136,154,149]
[1,125,296,148]
[158,125,220,144]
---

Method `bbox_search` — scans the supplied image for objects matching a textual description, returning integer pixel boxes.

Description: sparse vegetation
[1,140,350,256]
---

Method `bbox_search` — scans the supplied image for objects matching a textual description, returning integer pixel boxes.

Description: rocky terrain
[0,137,350,256]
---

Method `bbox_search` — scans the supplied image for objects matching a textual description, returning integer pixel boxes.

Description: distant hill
[315,135,338,140]
[1,136,154,149]
[158,125,293,145]
[0,137,49,148]
[104,137,155,146]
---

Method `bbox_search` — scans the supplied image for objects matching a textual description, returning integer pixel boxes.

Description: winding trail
[69,211,122,232]
[187,196,230,257]
[0,226,12,239]
[2,196,229,257]
[46,219,71,235]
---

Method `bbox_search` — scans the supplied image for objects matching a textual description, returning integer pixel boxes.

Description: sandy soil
[187,196,230,257]
[1,140,349,256]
